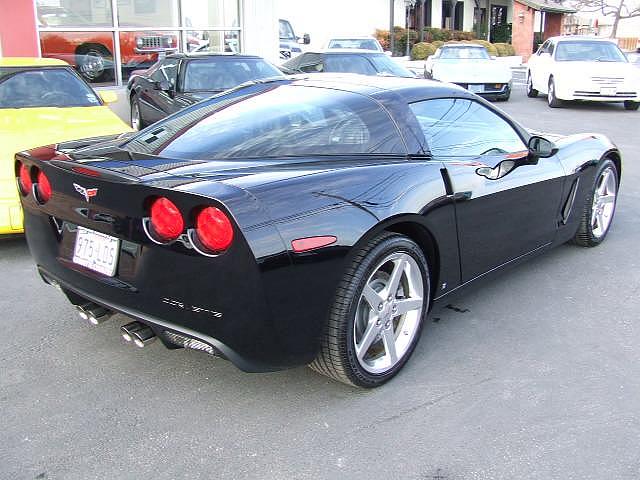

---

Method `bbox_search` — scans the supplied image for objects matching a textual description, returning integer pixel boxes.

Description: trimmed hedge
[411,42,437,60]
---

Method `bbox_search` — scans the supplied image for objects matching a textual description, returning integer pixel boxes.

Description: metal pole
[406,4,410,57]
[390,0,395,55]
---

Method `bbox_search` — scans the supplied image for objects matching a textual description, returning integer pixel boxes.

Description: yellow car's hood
[1,105,130,198]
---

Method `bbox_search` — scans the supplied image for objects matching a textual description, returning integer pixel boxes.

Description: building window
[36,0,241,87]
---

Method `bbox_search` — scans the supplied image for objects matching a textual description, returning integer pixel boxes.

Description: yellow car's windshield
[0,67,101,109]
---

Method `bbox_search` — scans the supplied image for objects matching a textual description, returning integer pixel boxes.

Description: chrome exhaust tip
[120,322,156,347]
[76,303,112,325]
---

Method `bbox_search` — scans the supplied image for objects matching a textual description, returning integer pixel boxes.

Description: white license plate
[469,84,484,93]
[600,87,617,96]
[73,227,120,276]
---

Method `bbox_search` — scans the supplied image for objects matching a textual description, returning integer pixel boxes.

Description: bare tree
[573,0,640,38]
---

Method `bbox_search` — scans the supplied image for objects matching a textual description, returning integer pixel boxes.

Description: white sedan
[527,36,640,110]
[425,44,512,101]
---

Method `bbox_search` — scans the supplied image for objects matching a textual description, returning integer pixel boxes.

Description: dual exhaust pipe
[75,302,156,348]
[120,321,156,348]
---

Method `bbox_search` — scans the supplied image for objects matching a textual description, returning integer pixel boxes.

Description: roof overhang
[515,0,577,13]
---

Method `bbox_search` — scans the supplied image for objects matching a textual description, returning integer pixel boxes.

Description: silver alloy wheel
[79,49,105,81]
[131,102,141,130]
[591,166,617,238]
[353,252,424,374]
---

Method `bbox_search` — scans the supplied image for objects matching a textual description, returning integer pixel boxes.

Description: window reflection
[119,31,179,82]
[182,0,239,28]
[118,0,180,27]
[186,30,240,53]
[36,1,113,27]
[39,31,116,86]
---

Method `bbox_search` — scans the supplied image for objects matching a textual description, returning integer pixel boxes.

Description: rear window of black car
[123,84,406,159]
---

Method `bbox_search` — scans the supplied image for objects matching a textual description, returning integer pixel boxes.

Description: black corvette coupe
[17,75,620,387]
[126,52,283,130]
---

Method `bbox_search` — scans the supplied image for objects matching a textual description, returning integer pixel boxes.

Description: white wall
[277,0,405,49]
[243,0,280,62]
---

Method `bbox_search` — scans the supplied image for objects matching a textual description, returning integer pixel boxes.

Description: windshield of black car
[183,58,283,91]
[555,41,627,62]
[122,84,405,159]
[328,39,381,51]
[0,67,101,108]
[324,54,413,77]
[439,47,490,60]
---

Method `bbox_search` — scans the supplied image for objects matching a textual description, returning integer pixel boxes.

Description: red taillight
[149,197,184,242]
[35,170,52,203]
[194,207,234,253]
[18,163,32,195]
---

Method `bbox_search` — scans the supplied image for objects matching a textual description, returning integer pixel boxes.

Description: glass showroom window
[36,0,242,87]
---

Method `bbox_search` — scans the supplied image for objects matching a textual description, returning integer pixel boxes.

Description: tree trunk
[609,0,624,38]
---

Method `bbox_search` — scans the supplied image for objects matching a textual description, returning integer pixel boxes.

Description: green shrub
[432,40,445,49]
[374,29,390,51]
[494,42,509,56]
[451,30,476,41]
[411,42,437,60]
[393,26,419,56]
[423,27,452,42]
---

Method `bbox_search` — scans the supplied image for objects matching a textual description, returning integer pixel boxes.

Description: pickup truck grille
[139,36,172,50]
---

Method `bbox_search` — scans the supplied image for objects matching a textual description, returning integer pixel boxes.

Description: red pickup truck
[37,7,177,82]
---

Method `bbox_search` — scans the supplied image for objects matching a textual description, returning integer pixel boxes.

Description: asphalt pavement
[2,85,639,480]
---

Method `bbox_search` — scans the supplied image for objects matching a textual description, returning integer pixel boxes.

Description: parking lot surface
[2,85,639,480]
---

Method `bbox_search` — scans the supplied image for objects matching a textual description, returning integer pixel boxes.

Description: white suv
[527,36,640,110]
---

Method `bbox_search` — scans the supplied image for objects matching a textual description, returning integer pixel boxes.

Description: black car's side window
[410,98,526,157]
[151,60,178,87]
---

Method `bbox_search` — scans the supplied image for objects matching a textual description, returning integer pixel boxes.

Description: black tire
[547,77,562,108]
[526,72,538,98]
[624,101,639,111]
[76,44,112,83]
[310,232,430,388]
[572,159,619,247]
[130,96,146,131]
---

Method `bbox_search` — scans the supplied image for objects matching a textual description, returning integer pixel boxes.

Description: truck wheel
[310,232,430,387]
[76,45,112,82]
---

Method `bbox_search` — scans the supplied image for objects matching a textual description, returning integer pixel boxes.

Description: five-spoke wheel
[311,233,429,387]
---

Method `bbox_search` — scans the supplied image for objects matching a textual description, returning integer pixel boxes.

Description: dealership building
[0,0,278,86]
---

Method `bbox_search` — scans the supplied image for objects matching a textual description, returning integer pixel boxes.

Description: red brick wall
[543,13,563,40]
[512,0,535,62]
[0,0,39,56]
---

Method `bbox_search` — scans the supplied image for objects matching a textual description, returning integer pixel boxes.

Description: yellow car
[0,58,131,235]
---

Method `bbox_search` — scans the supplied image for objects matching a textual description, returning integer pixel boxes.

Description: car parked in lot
[279,18,310,60]
[127,53,284,130]
[17,75,620,387]
[425,44,512,100]
[37,5,178,82]
[281,50,415,77]
[527,36,640,110]
[0,58,130,236]
[326,36,384,52]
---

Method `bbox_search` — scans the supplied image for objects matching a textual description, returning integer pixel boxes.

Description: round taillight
[18,163,32,196]
[149,197,184,242]
[35,170,52,203]
[194,207,234,253]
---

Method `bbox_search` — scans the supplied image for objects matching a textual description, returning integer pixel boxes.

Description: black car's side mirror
[155,80,173,92]
[528,135,558,158]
